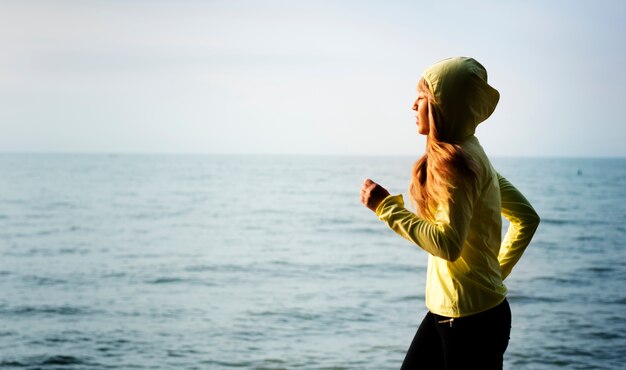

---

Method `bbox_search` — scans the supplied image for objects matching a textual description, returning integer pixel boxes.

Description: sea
[0,154,625,370]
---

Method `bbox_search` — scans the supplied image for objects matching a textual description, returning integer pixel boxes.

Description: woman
[360,57,540,370]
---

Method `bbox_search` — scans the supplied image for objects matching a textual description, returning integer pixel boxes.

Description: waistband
[432,298,510,326]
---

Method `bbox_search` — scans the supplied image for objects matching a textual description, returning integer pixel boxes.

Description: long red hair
[409,78,478,220]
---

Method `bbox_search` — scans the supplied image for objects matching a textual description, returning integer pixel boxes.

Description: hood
[422,57,500,142]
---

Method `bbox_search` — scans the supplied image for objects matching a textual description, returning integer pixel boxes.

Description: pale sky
[1,0,624,157]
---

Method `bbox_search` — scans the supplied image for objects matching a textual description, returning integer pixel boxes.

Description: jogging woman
[360,57,540,369]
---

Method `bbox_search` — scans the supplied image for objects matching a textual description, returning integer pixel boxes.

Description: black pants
[401,299,511,370]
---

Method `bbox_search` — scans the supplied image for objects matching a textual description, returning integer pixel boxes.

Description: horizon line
[0,150,624,159]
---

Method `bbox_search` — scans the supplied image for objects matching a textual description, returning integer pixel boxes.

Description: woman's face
[412,90,430,135]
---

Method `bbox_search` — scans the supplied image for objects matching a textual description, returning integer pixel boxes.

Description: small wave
[259,358,287,365]
[145,275,215,286]
[574,235,605,242]
[542,218,573,225]
[507,294,563,304]
[609,296,626,305]
[0,360,25,367]
[184,263,256,274]
[185,264,217,272]
[589,331,623,340]
[314,225,382,235]
[0,304,92,316]
[542,218,606,227]
[330,262,417,275]
[1,355,86,368]
[4,247,90,258]
[344,227,382,235]
[117,253,162,260]
[41,355,83,365]
[10,228,62,238]
[12,225,83,237]
[45,201,78,210]
[551,346,596,358]
[146,277,188,284]
[317,217,355,225]
[93,338,130,351]
[251,359,292,370]
[533,276,586,285]
[101,271,127,278]
[23,275,68,286]
[129,209,192,220]
[392,294,423,302]
[200,359,253,367]
[58,247,90,254]
[3,199,28,209]
[248,310,278,317]
[248,309,322,322]
[585,266,615,274]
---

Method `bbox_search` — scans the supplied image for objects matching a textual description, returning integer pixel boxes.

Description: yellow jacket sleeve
[497,173,540,279]
[374,182,474,262]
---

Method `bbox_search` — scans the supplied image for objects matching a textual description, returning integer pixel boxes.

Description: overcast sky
[1,0,624,157]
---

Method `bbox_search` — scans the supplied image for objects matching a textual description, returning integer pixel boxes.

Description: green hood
[423,57,500,142]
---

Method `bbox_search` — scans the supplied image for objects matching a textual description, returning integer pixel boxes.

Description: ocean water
[0,154,625,370]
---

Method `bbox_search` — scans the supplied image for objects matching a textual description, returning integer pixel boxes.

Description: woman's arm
[372,181,475,262]
[497,173,540,279]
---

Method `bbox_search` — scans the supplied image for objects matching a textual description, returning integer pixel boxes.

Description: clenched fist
[360,178,390,213]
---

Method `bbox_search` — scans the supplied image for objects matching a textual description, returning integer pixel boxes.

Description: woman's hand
[360,178,390,213]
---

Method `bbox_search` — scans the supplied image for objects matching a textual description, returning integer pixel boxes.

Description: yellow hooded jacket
[376,57,540,318]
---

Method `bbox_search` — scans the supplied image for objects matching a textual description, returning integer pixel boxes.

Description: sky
[0,0,624,157]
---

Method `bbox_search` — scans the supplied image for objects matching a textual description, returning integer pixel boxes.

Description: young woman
[360,57,540,370]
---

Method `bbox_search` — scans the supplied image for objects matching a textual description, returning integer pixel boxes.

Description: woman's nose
[412,100,418,110]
